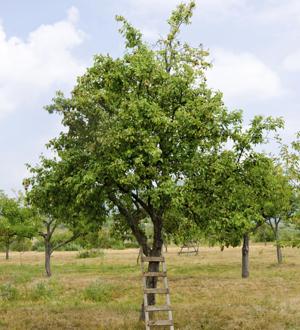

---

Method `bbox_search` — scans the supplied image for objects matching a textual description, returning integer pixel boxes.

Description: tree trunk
[276,243,283,264]
[164,243,168,253]
[5,241,10,260]
[110,194,165,322]
[263,229,267,246]
[242,233,249,278]
[275,223,282,264]
[45,241,52,277]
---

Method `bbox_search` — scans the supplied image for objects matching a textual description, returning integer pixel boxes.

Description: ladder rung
[145,305,172,312]
[143,272,167,277]
[147,320,174,326]
[144,288,169,294]
[142,256,165,262]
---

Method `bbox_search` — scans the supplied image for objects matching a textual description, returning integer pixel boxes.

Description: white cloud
[199,0,247,13]
[206,49,283,103]
[127,0,181,14]
[283,50,300,72]
[0,6,86,119]
[67,6,80,24]
[257,0,300,25]
[127,0,246,15]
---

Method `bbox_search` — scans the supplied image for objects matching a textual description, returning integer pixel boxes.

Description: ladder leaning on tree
[141,250,174,329]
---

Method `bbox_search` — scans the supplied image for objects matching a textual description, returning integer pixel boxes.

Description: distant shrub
[98,237,139,250]
[76,221,139,250]
[63,242,82,251]
[31,226,139,252]
[31,233,82,252]
[123,241,139,249]
[97,229,123,249]
[108,241,125,250]
[84,281,113,302]
[77,249,104,259]
[281,227,300,247]
[252,224,274,243]
[11,238,32,252]
[30,282,53,301]
[31,239,44,252]
[0,284,18,301]
[90,227,138,249]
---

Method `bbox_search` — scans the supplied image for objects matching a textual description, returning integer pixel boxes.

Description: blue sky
[0,0,299,195]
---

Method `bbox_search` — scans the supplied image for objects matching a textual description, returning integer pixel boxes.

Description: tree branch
[108,191,149,255]
[116,184,154,217]
[51,233,81,254]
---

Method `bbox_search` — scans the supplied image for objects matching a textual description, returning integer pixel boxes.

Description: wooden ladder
[141,252,174,330]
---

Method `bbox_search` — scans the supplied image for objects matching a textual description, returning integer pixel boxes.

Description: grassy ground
[0,244,300,329]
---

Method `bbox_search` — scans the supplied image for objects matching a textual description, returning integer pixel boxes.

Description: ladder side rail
[162,260,174,330]
[141,248,150,330]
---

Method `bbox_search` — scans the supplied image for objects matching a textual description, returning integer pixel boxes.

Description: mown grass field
[0,244,300,330]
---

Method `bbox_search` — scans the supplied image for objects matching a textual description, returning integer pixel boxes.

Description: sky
[0,0,299,195]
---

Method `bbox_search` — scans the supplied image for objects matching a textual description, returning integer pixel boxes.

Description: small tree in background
[273,133,300,249]
[25,158,105,277]
[263,164,294,264]
[184,116,283,278]
[0,192,35,260]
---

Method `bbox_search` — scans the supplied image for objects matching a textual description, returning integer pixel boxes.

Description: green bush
[11,238,32,252]
[281,227,300,247]
[83,281,113,303]
[63,242,82,251]
[252,224,274,243]
[123,241,139,249]
[82,225,138,250]
[98,228,121,249]
[0,284,18,301]
[31,238,44,251]
[77,249,104,259]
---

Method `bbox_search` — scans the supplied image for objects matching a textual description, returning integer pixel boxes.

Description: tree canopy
[43,1,246,258]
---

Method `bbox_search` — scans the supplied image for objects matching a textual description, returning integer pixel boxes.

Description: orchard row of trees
[1,147,300,274]
[1,1,300,315]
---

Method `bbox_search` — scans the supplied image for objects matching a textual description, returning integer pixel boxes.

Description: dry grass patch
[0,244,300,329]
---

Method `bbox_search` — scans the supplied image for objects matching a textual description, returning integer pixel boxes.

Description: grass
[0,244,300,329]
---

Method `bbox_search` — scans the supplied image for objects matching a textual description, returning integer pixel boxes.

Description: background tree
[26,157,105,277]
[184,116,283,278]
[263,164,294,264]
[273,133,300,249]
[0,192,35,260]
